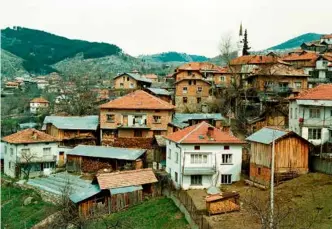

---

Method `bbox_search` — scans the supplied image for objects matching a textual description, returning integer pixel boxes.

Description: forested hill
[138,52,209,63]
[267,33,322,50]
[1,27,122,74]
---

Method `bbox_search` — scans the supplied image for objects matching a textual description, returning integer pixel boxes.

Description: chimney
[207,127,214,138]
[32,131,38,140]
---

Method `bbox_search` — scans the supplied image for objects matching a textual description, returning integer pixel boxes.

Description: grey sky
[1,0,331,57]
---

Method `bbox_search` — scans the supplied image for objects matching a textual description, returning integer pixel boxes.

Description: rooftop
[114,73,152,84]
[165,121,244,144]
[97,168,158,189]
[144,74,158,79]
[146,88,171,96]
[291,84,332,100]
[230,55,279,65]
[248,63,308,77]
[246,127,290,144]
[171,113,226,128]
[2,128,58,144]
[67,145,146,160]
[30,97,49,103]
[99,90,175,110]
[176,62,225,73]
[42,115,99,130]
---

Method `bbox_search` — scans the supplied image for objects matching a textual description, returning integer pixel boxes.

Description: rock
[24,196,34,206]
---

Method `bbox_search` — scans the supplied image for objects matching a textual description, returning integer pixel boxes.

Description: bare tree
[19,151,38,180]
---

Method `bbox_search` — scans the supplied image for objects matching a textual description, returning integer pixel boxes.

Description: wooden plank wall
[250,142,272,167]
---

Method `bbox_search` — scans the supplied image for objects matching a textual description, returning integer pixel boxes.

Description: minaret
[237,23,244,57]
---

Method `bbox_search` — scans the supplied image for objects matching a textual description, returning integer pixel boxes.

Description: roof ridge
[179,121,206,143]
[138,90,172,107]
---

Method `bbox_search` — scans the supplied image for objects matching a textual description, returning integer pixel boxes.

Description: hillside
[1,49,28,77]
[139,52,209,63]
[268,33,322,50]
[1,26,122,74]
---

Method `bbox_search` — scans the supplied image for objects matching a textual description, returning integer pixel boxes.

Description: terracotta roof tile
[230,55,279,65]
[165,121,245,144]
[97,168,158,189]
[282,52,319,61]
[292,84,332,100]
[322,34,332,39]
[30,97,49,103]
[99,90,175,110]
[250,63,308,77]
[2,128,58,144]
[177,62,224,73]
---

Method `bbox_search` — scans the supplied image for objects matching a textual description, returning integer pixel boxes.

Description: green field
[1,183,56,229]
[89,197,189,229]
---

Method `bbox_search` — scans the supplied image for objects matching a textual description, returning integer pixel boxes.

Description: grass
[1,183,56,229]
[88,197,189,229]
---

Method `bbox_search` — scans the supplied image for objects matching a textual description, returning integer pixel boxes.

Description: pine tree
[242,29,251,56]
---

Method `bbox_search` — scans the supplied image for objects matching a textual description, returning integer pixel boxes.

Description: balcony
[18,155,57,163]
[183,166,216,175]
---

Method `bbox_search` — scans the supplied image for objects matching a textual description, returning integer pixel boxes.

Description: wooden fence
[311,155,332,175]
[174,191,212,229]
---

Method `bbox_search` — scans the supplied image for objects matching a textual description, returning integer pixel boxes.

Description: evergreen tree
[242,29,251,56]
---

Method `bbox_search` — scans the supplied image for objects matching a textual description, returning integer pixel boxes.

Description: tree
[19,150,37,180]
[242,29,251,56]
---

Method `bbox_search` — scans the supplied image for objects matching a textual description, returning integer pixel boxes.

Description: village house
[42,116,99,165]
[99,90,175,144]
[165,122,245,190]
[300,42,328,53]
[289,84,332,146]
[321,34,332,45]
[30,97,49,114]
[71,168,158,216]
[66,145,146,173]
[246,127,310,186]
[4,81,20,90]
[2,128,59,178]
[36,79,49,90]
[144,87,172,103]
[113,72,152,90]
[144,74,159,82]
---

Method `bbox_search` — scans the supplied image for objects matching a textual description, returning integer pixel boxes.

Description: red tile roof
[2,128,58,144]
[165,121,245,144]
[30,97,49,103]
[176,62,225,73]
[250,63,308,77]
[282,52,319,61]
[292,84,332,100]
[322,34,332,39]
[97,168,158,189]
[174,78,211,85]
[99,90,175,110]
[144,74,158,79]
[230,55,279,65]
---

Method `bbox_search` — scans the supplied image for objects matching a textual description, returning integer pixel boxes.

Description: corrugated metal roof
[245,127,288,144]
[110,185,142,195]
[19,122,37,129]
[67,145,146,160]
[155,135,166,147]
[171,113,226,128]
[70,184,101,203]
[42,116,99,130]
[146,88,171,96]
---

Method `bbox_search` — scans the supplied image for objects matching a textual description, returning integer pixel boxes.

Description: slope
[268,33,322,50]
[138,51,209,63]
[1,49,28,77]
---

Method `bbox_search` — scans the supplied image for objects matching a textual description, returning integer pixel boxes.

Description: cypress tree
[242,29,251,56]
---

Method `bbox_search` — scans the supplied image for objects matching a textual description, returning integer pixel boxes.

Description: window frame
[190,154,208,164]
[221,174,232,184]
[134,130,143,137]
[197,97,201,103]
[224,145,230,150]
[168,149,171,159]
[197,86,202,93]
[221,154,233,164]
[106,114,115,123]
[308,128,321,140]
[183,97,188,103]
[191,175,202,185]
[43,147,51,156]
[183,87,188,94]
[309,108,320,118]
[153,115,161,123]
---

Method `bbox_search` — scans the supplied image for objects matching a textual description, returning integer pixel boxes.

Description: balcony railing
[17,155,57,163]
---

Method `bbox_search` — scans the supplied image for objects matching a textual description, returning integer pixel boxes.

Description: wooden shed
[205,192,240,215]
[246,127,310,186]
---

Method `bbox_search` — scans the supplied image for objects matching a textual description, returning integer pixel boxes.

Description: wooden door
[59,151,65,167]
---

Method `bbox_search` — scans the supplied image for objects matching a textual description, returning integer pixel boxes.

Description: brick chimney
[32,130,38,140]
[207,127,214,138]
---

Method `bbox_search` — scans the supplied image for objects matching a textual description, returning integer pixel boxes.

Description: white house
[30,97,49,114]
[289,84,332,146]
[2,128,59,178]
[165,121,245,190]
[320,34,332,45]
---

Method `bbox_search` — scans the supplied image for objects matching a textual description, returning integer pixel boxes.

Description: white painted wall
[30,102,49,114]
[166,140,243,190]
[3,142,58,178]
[321,38,332,45]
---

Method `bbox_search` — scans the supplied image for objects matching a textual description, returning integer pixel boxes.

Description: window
[188,71,192,76]
[175,172,178,182]
[294,82,302,89]
[220,76,225,82]
[21,148,30,155]
[191,175,202,185]
[190,154,207,164]
[130,83,134,88]
[189,80,192,85]
[44,162,53,169]
[183,87,188,94]
[154,130,162,136]
[258,167,261,175]
[43,148,51,156]
[197,87,202,93]
[107,114,115,122]
[169,168,172,175]
[264,81,274,87]
[330,109,332,116]
[194,145,200,150]
[308,128,321,140]
[221,174,232,184]
[175,152,178,163]
[290,108,293,119]
[295,108,297,119]
[153,116,161,123]
[224,145,230,150]
[34,164,41,171]
[127,76,130,81]
[134,130,142,137]
[120,83,124,88]
[193,80,196,85]
[183,97,188,103]
[133,115,144,125]
[222,154,232,164]
[10,148,13,156]
[168,149,171,159]
[9,162,11,169]
[309,108,320,118]
[4,146,7,155]
[197,97,201,103]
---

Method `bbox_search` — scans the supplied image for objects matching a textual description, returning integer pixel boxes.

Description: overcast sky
[1,0,331,57]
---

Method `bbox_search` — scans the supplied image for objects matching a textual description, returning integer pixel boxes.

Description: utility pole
[270,130,276,229]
